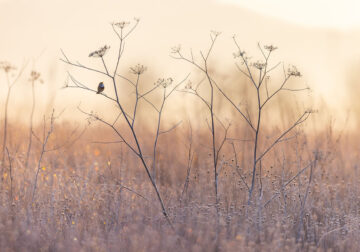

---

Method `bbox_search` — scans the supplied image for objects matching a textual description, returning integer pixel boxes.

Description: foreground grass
[0,123,359,252]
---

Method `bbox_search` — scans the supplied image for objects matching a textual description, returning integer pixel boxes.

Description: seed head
[287,65,301,77]
[29,71,42,82]
[0,61,16,73]
[233,50,246,58]
[252,61,267,70]
[171,45,181,54]
[185,80,193,90]
[113,21,130,29]
[264,45,278,52]
[130,64,147,75]
[155,77,173,88]
[211,30,221,37]
[89,45,110,58]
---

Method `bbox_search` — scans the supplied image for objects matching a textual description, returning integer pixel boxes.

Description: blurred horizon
[0,0,359,130]
[1,2,360,251]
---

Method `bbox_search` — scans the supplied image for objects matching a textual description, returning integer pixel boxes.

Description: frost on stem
[88,45,110,58]
[129,64,147,75]
[155,78,173,88]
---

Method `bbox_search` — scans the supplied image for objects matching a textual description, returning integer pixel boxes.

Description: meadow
[0,20,359,252]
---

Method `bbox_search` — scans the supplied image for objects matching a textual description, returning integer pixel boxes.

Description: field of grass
[0,115,358,251]
[1,21,359,252]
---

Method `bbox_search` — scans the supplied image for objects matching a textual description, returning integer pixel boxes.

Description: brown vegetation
[0,120,358,251]
[0,20,359,252]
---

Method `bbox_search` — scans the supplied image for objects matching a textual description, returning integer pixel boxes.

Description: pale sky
[0,0,359,127]
[218,0,360,29]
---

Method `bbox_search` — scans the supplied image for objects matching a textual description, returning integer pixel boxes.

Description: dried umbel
[89,45,110,58]
[130,64,147,75]
[86,110,100,125]
[287,65,301,77]
[113,21,130,29]
[29,71,42,82]
[113,18,139,29]
[155,78,173,88]
[233,50,246,58]
[0,61,16,73]
[210,30,221,37]
[171,45,181,54]
[252,60,267,70]
[185,80,193,90]
[264,45,278,52]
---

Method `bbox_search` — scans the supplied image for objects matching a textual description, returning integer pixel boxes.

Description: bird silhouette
[97,82,104,94]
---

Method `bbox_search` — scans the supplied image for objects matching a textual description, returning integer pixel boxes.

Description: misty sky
[0,0,359,126]
[220,0,360,29]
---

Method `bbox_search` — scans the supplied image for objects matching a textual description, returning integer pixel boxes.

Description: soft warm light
[218,0,360,29]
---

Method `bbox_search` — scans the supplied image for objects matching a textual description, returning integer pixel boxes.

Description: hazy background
[0,0,360,129]
[1,2,360,250]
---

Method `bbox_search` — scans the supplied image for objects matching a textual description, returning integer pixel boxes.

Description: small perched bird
[97,82,104,94]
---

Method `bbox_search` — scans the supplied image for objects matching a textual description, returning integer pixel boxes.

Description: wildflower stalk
[232,40,311,204]
[2,72,12,164]
[152,77,182,181]
[32,110,56,202]
[26,71,42,169]
[171,31,224,250]
[61,19,186,229]
[0,62,27,165]
[5,147,13,203]
[173,34,312,212]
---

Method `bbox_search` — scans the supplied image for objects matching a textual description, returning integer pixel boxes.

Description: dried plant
[0,61,27,165]
[1,19,358,252]
[172,33,313,247]
[25,70,43,169]
[61,18,188,228]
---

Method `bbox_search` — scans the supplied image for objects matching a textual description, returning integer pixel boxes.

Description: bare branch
[266,61,282,74]
[60,49,111,78]
[77,105,139,156]
[159,121,183,135]
[233,36,258,88]
[258,42,267,60]
[256,111,311,163]
[131,74,141,127]
[210,77,255,131]
[101,57,110,75]
[263,160,315,208]
[45,127,87,152]
[260,75,291,109]
[91,140,124,144]
[231,142,249,191]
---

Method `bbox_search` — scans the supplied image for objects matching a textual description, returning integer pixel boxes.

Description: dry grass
[0,119,359,252]
[1,22,358,251]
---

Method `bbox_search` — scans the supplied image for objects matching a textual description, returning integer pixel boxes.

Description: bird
[97,82,104,94]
